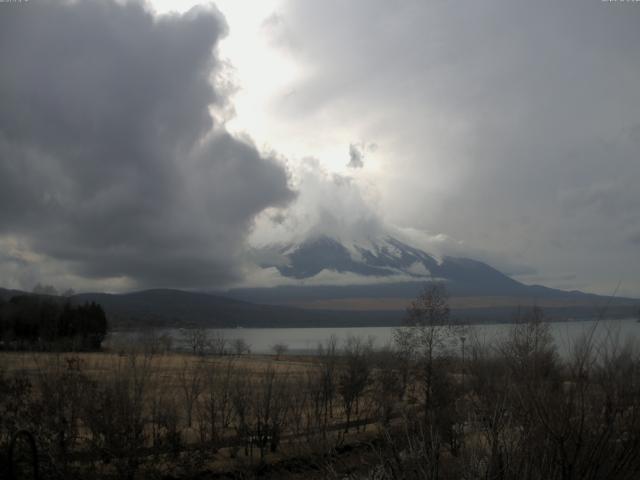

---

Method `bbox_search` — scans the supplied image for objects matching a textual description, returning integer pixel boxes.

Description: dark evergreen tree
[0,295,109,350]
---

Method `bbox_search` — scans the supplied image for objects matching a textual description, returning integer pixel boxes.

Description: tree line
[0,295,108,351]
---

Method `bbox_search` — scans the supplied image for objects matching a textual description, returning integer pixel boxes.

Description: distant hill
[0,287,30,300]
[4,287,401,328]
[70,289,402,329]
[72,288,639,328]
[1,286,637,329]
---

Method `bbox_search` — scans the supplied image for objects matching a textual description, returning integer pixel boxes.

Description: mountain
[269,235,523,295]
[228,235,638,319]
[1,236,637,328]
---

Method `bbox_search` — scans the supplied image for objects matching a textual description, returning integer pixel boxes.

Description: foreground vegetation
[2,286,640,479]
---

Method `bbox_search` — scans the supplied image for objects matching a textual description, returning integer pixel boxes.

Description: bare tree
[396,283,457,421]
[231,338,251,356]
[371,345,403,426]
[158,332,173,354]
[182,328,210,356]
[500,305,557,383]
[338,336,372,432]
[149,391,181,453]
[305,368,325,436]
[210,331,227,356]
[137,330,164,355]
[286,375,310,437]
[197,358,236,445]
[252,367,291,457]
[272,342,289,360]
[29,354,88,476]
[317,335,339,432]
[81,353,154,480]
[230,369,253,456]
[178,358,205,428]
[392,326,416,401]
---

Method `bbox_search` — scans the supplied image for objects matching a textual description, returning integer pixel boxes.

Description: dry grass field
[284,295,638,311]
[1,347,391,479]
[4,313,640,479]
[0,350,317,379]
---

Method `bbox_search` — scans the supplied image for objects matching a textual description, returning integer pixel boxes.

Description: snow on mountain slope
[256,234,523,294]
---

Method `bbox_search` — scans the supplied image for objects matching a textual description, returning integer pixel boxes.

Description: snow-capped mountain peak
[255,233,524,295]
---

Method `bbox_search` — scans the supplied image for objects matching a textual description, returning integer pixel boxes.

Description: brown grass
[282,295,637,311]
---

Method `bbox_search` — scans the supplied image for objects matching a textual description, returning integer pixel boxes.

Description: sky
[0,0,639,297]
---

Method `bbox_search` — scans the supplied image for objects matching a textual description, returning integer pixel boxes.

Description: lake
[109,317,640,357]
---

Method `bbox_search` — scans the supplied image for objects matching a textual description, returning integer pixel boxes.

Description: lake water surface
[110,318,640,357]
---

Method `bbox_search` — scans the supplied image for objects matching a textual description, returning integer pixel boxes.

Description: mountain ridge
[251,234,552,297]
[1,236,637,328]
[1,285,637,329]
[230,234,639,316]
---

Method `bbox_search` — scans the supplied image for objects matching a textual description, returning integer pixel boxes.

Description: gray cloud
[265,0,640,297]
[0,0,293,290]
[347,143,364,169]
[250,158,383,248]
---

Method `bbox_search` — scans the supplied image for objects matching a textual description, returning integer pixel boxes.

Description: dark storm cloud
[267,0,640,296]
[347,143,364,169]
[0,0,293,289]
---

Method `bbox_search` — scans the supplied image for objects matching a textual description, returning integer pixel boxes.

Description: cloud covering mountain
[259,0,640,297]
[0,0,293,291]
